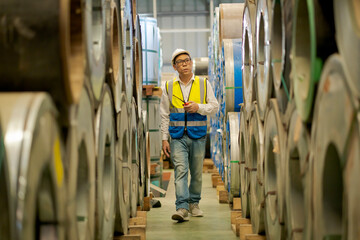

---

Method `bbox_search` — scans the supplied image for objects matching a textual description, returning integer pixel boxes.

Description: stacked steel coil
[0,0,156,239]
[209,0,360,239]
[208,4,245,184]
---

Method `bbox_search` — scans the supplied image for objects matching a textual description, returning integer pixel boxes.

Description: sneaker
[189,203,203,217]
[171,208,189,222]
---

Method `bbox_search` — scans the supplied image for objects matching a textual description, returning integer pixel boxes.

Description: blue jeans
[170,134,206,210]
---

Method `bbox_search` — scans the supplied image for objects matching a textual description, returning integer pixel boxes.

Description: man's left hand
[184,101,199,113]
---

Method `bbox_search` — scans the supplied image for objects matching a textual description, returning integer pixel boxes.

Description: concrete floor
[147,170,238,240]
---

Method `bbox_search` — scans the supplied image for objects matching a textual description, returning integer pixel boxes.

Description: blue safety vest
[166,76,207,139]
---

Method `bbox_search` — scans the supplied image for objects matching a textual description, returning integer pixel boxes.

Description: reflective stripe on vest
[166,76,208,139]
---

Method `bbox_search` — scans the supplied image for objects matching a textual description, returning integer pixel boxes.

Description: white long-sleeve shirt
[160,74,219,140]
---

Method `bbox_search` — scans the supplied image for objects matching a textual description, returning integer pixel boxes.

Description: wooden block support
[143,197,150,211]
[129,217,146,226]
[233,197,242,210]
[136,211,147,219]
[231,211,242,224]
[219,190,228,203]
[245,234,266,240]
[128,225,146,240]
[163,161,170,169]
[142,85,162,97]
[239,224,253,240]
[235,218,251,236]
[211,175,220,188]
[216,185,226,196]
[216,179,224,186]
[114,235,141,240]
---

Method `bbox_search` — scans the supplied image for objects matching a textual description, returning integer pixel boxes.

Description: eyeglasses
[175,58,191,66]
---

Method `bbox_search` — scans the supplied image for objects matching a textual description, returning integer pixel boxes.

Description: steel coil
[291,0,337,122]
[66,86,96,240]
[263,99,286,239]
[137,112,146,208]
[120,0,134,103]
[140,17,159,85]
[239,105,250,217]
[133,15,144,119]
[106,0,125,115]
[334,0,360,102]
[242,4,256,120]
[0,120,13,240]
[225,112,241,202]
[249,104,265,234]
[311,54,358,240]
[285,104,310,240]
[222,39,244,113]
[84,0,107,104]
[95,84,116,239]
[115,92,131,234]
[219,3,245,51]
[0,93,66,240]
[0,0,85,124]
[246,0,258,36]
[271,0,293,114]
[346,116,360,240]
[193,57,209,76]
[129,98,139,217]
[255,0,273,121]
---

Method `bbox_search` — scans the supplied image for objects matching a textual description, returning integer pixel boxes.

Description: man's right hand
[162,140,171,158]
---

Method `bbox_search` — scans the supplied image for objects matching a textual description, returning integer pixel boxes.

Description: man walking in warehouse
[160,49,219,222]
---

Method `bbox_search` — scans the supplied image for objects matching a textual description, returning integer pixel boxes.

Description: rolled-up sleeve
[197,81,219,116]
[160,83,170,141]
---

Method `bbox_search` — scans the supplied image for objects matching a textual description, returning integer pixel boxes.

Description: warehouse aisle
[147,171,238,240]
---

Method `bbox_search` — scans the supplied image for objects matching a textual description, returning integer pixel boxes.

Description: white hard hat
[171,48,191,64]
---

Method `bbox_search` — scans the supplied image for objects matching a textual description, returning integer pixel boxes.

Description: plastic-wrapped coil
[137,112,146,208]
[193,57,209,76]
[0,0,86,124]
[157,27,162,86]
[140,17,159,86]
[263,99,286,239]
[84,0,108,105]
[285,102,310,240]
[129,98,139,217]
[270,0,293,114]
[225,112,241,202]
[255,0,273,121]
[219,3,245,51]
[334,0,360,102]
[239,104,250,217]
[133,15,144,119]
[0,93,66,239]
[222,39,244,113]
[248,104,265,234]
[211,7,220,75]
[291,0,337,122]
[143,97,162,161]
[311,54,359,240]
[114,93,131,234]
[66,86,96,240]
[242,4,256,121]
[106,0,125,116]
[0,120,13,240]
[95,84,116,239]
[121,0,134,103]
